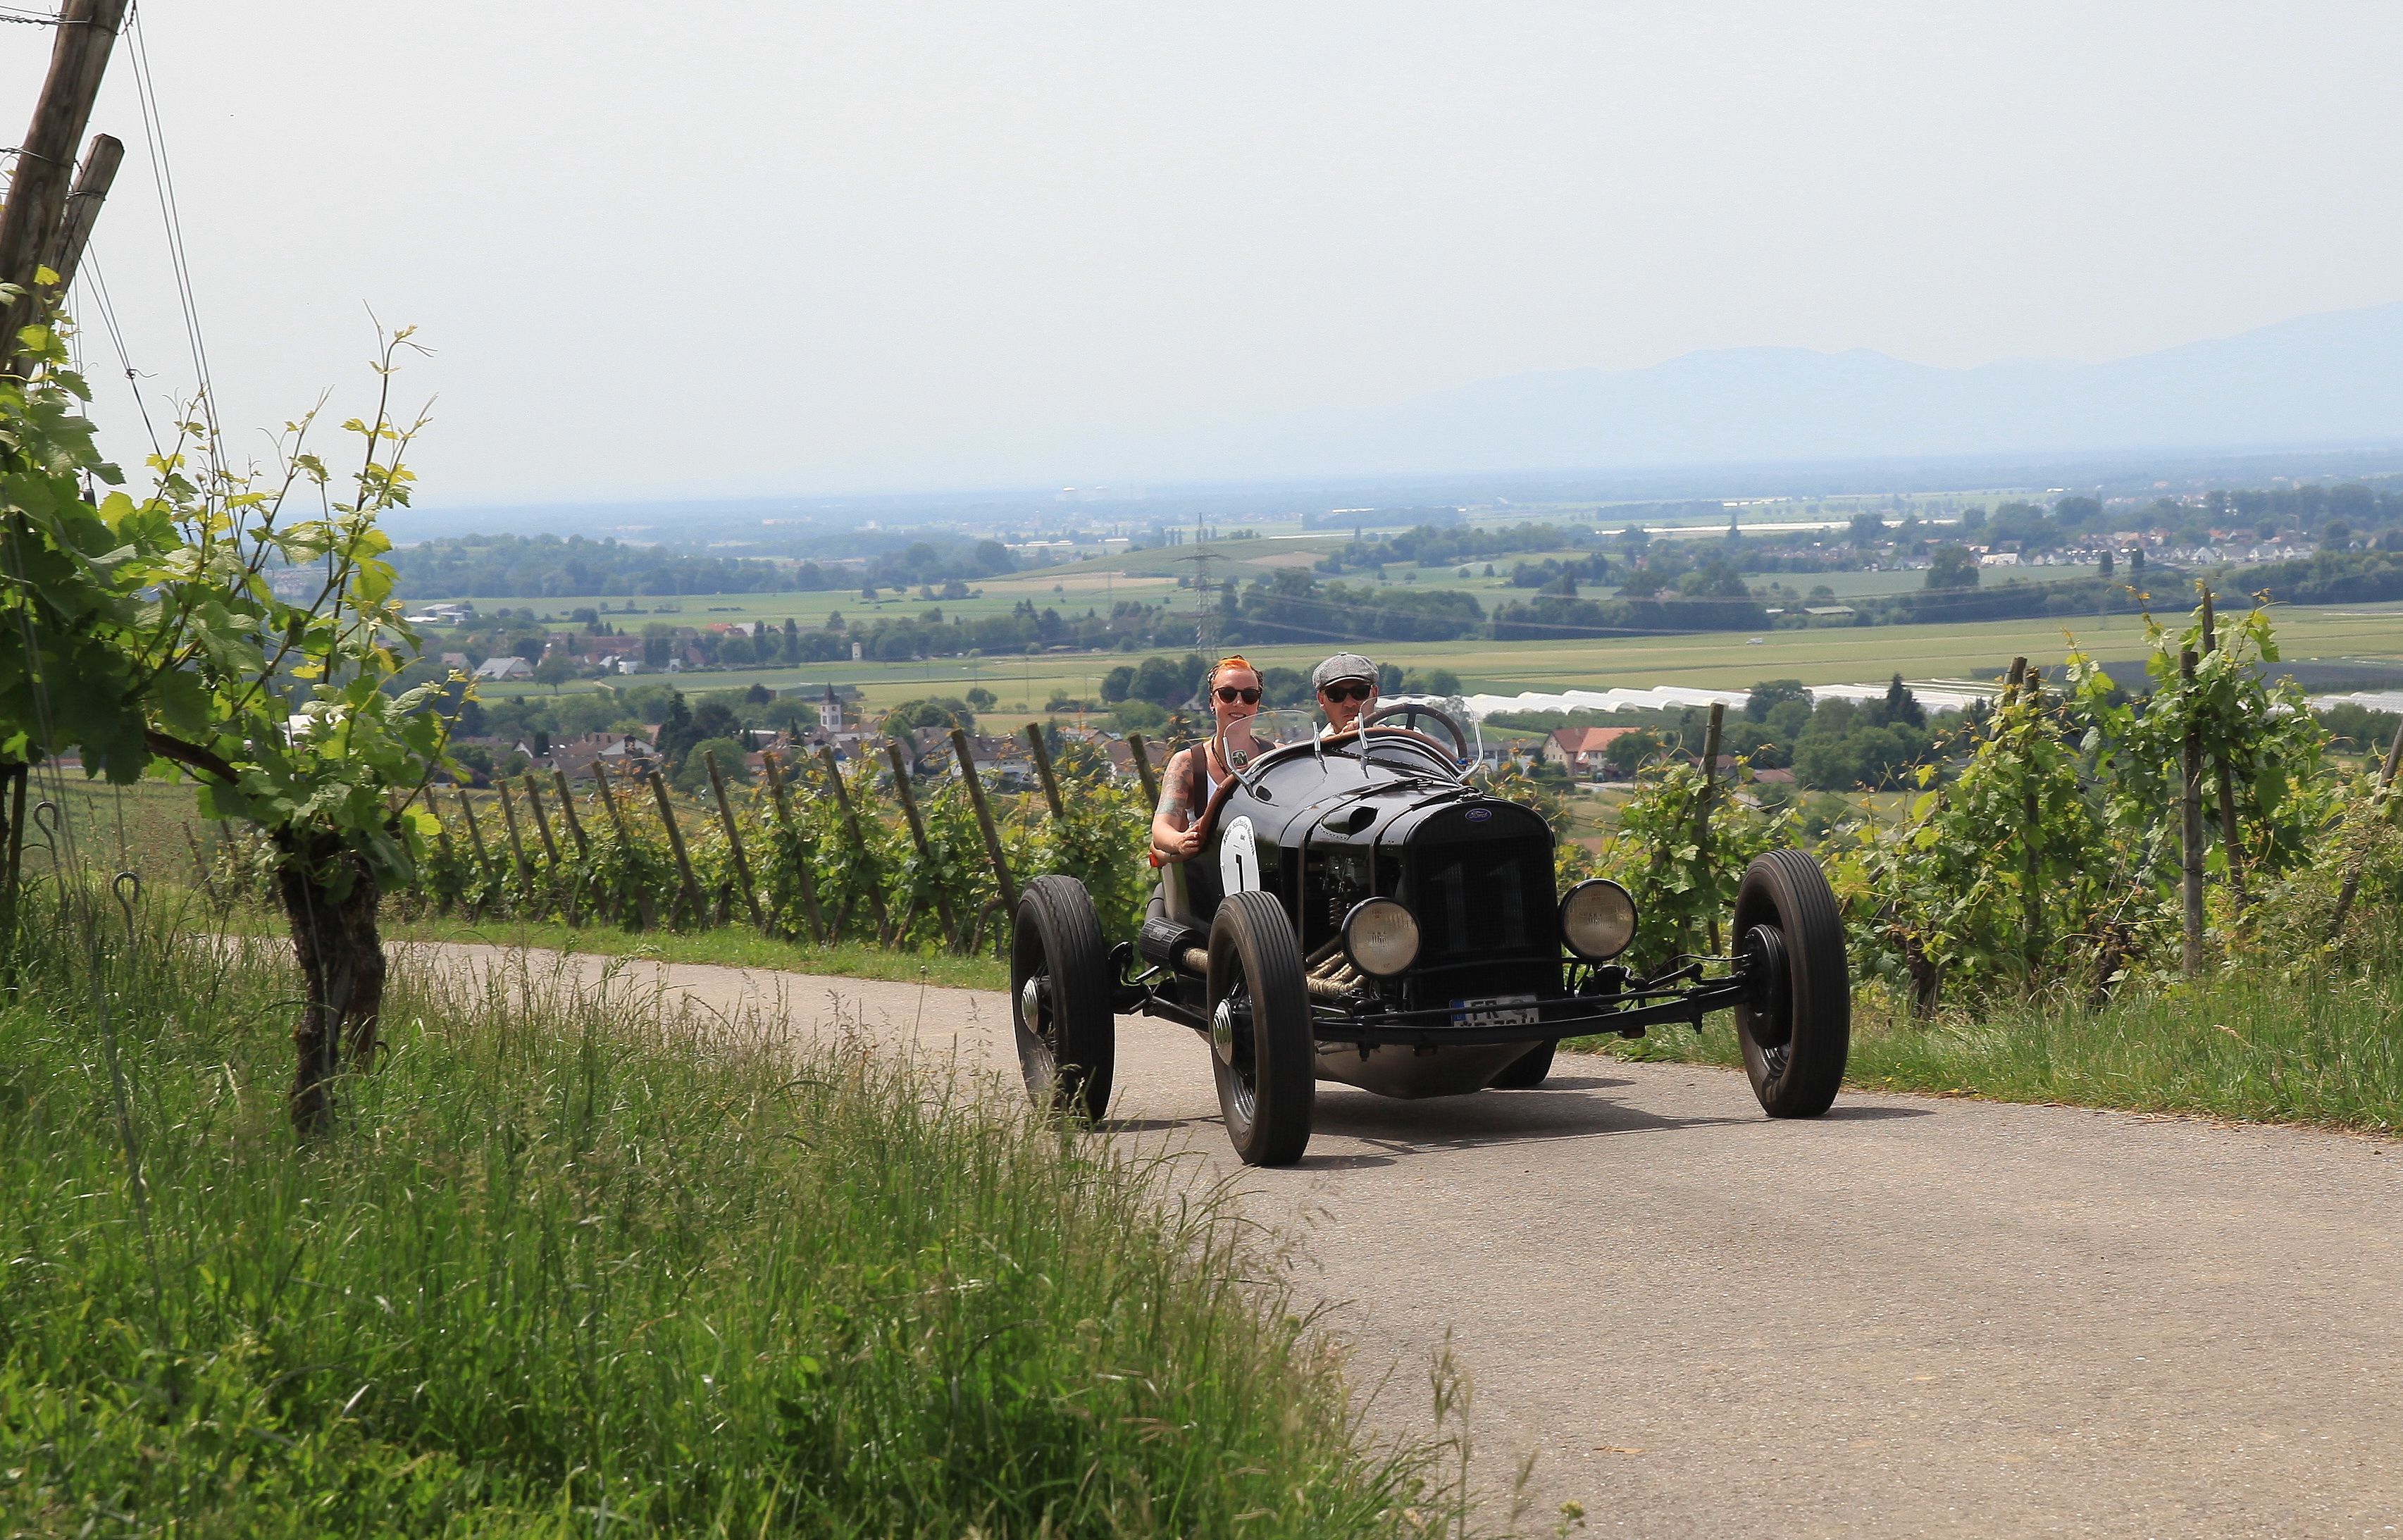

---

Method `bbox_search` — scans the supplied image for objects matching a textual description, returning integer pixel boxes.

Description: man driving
[1312,652,1379,734]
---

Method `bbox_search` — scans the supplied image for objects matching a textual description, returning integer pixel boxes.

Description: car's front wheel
[1010,876,1116,1121]
[1730,849,1850,1117]
[1206,889,1314,1165]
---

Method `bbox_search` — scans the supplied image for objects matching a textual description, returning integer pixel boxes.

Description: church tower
[819,684,843,734]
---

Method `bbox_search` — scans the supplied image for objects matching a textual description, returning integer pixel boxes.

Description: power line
[120,0,218,473]
[76,247,162,459]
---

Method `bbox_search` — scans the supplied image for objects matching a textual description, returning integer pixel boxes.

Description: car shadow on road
[1096,1082,1934,1167]
[1816,1103,1938,1122]
[1300,1082,1756,1157]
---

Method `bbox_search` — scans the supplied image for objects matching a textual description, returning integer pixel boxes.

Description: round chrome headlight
[1559,879,1637,961]
[1341,897,1421,977]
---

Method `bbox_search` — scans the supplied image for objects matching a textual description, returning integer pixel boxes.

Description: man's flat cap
[1311,652,1377,690]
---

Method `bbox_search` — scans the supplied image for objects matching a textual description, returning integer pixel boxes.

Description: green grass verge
[0,902,1446,1536]
[1587,938,2403,1134]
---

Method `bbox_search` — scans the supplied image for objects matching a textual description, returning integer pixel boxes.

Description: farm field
[466,598,2403,719]
[13,774,216,878]
[414,519,2060,638]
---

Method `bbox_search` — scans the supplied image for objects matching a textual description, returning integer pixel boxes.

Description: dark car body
[1123,728,1747,1098]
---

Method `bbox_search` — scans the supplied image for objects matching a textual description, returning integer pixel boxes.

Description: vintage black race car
[1009,704,1851,1166]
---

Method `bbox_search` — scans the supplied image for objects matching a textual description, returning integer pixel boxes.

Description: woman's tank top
[1178,747,1219,824]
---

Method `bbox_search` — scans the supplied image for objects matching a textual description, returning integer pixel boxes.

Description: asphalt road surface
[406,942,2403,1537]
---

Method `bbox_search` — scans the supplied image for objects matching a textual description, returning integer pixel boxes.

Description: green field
[428,537,1966,638]
[421,513,1981,631]
[461,599,2403,721]
[13,773,216,881]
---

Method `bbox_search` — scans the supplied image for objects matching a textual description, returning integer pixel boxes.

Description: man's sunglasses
[1318,682,1373,703]
[1214,686,1262,704]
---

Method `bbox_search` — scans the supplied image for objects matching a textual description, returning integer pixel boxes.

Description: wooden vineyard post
[886,740,960,949]
[0,0,130,374]
[951,726,1018,924]
[521,774,568,923]
[759,750,825,943]
[1126,731,1160,807]
[2008,657,2042,968]
[548,768,591,927]
[2178,649,2206,975]
[2197,586,2249,910]
[2328,717,2403,941]
[521,774,562,869]
[495,780,535,890]
[703,749,769,933]
[644,768,707,926]
[1024,723,1067,821]
[819,747,890,939]
[592,759,631,841]
[550,769,591,859]
[1692,701,1725,953]
[39,134,120,304]
[455,786,496,913]
[592,761,652,929]
[0,764,27,952]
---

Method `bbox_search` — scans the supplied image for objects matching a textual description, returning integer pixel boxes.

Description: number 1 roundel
[1219,815,1260,894]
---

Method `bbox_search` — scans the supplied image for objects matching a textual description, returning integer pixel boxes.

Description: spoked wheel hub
[1210,991,1247,1065]
[1019,974,1056,1083]
[1212,987,1257,1126]
[1737,921,1792,1078]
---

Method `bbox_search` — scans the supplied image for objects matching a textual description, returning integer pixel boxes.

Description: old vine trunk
[277,840,386,1136]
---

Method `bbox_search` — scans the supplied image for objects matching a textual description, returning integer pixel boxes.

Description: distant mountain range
[1192,302,2403,480]
[430,303,2403,523]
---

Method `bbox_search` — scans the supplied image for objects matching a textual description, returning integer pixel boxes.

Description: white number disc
[1219,815,1260,893]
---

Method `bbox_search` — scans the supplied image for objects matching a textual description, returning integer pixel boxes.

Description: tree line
[387,532,1019,600]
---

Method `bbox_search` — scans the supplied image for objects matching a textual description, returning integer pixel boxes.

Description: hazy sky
[8,1,2400,503]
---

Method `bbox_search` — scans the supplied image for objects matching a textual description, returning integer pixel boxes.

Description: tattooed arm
[1150,747,1205,861]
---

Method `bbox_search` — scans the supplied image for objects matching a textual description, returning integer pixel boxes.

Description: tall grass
[1607,926,2403,1132]
[0,896,1446,1536]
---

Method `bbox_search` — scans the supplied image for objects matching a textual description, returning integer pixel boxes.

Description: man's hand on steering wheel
[1361,700,1472,762]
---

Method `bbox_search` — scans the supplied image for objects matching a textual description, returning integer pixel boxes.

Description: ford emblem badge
[1463,807,1493,823]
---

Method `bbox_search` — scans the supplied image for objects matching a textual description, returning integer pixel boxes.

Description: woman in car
[1149,654,1262,864]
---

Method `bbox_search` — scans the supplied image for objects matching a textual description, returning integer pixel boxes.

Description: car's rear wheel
[1730,849,1850,1117]
[1207,889,1314,1165]
[1489,1041,1555,1088]
[1010,876,1115,1121]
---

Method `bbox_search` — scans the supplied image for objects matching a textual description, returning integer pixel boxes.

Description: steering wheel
[1362,700,1471,764]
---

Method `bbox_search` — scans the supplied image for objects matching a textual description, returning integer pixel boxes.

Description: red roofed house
[1543,726,1634,776]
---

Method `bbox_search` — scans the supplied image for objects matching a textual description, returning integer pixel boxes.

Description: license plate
[1452,993,1539,1029]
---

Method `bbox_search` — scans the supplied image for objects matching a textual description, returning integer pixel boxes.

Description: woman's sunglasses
[1318,682,1372,703]
[1214,687,1262,704]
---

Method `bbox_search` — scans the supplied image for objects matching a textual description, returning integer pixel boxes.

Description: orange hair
[1209,654,1258,685]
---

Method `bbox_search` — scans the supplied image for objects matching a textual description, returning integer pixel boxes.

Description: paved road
[405,943,2403,1537]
